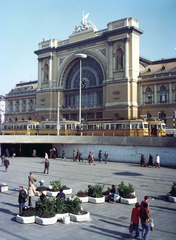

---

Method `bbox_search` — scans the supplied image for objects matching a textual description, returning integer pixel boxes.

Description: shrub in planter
[102,187,111,196]
[36,186,47,191]
[19,207,36,217]
[170,182,176,197]
[88,184,104,198]
[76,190,88,197]
[36,197,55,218]
[49,180,62,191]
[118,181,135,198]
[65,197,82,214]
[55,197,67,214]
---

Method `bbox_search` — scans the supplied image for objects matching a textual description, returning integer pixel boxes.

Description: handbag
[129,223,133,233]
[149,218,154,231]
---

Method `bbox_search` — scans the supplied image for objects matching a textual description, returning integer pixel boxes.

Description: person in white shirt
[155,154,160,168]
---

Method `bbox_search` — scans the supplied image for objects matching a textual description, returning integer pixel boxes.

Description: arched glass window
[160,86,167,103]
[146,87,152,104]
[10,102,13,112]
[16,101,19,112]
[29,99,33,111]
[147,113,152,120]
[116,49,123,70]
[159,112,167,124]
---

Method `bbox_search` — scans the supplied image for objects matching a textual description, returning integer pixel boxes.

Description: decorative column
[49,55,53,88]
[38,58,42,89]
[169,82,172,103]
[154,85,157,104]
[124,37,129,78]
[108,41,113,80]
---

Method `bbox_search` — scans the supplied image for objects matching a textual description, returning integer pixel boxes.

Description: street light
[75,53,87,123]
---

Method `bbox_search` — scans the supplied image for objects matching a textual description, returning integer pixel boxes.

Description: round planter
[16,214,35,224]
[120,196,137,204]
[35,215,57,225]
[47,191,59,197]
[63,188,72,195]
[70,211,90,222]
[35,190,47,196]
[89,196,105,203]
[77,196,89,203]
[103,194,120,203]
[56,212,69,221]
[169,195,176,203]
[167,192,171,198]
[63,215,70,224]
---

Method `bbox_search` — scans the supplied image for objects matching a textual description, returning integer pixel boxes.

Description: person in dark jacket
[148,154,153,167]
[44,158,50,174]
[39,190,46,202]
[61,150,66,161]
[56,189,65,199]
[79,151,83,162]
[4,158,10,172]
[18,186,27,213]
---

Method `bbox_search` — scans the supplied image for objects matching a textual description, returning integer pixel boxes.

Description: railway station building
[4,15,176,128]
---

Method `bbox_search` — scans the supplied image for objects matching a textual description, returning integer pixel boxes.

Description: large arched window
[29,99,33,111]
[64,57,103,109]
[160,86,167,103]
[114,113,120,120]
[22,100,26,112]
[146,87,152,104]
[16,101,19,112]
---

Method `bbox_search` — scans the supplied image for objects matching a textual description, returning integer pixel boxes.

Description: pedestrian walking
[28,172,37,187]
[32,149,37,157]
[140,196,150,212]
[76,149,80,160]
[73,150,76,162]
[79,151,83,162]
[61,150,66,161]
[18,186,28,213]
[130,202,140,239]
[44,158,50,174]
[12,148,16,158]
[28,181,36,207]
[88,151,92,165]
[1,154,5,166]
[140,202,150,240]
[140,153,143,166]
[142,154,146,167]
[4,158,10,172]
[5,148,9,157]
[148,154,153,167]
[104,151,109,164]
[98,150,102,162]
[155,154,160,168]
[45,152,48,160]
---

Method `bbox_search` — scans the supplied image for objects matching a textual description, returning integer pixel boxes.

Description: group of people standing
[130,196,151,239]
[140,153,160,168]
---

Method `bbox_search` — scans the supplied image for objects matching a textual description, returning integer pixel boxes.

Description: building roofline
[16,80,38,87]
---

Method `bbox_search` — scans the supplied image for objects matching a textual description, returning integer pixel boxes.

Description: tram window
[36,125,39,129]
[50,125,54,129]
[126,124,130,129]
[83,124,87,130]
[88,125,93,130]
[14,125,16,129]
[24,125,27,129]
[143,124,148,129]
[162,124,166,129]
[72,124,75,130]
[8,125,11,129]
[67,124,71,129]
[96,124,100,130]
[139,123,142,129]
[101,124,104,130]
[46,125,49,129]
[106,125,109,130]
[111,124,115,129]
[116,124,121,129]
[131,124,135,129]
[60,125,65,130]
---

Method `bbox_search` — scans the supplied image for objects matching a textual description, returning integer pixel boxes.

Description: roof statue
[72,11,97,34]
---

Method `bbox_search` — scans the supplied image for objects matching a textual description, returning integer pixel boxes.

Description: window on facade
[22,100,26,112]
[175,87,176,102]
[116,49,123,70]
[16,101,19,112]
[41,116,45,121]
[29,99,33,111]
[10,102,13,112]
[160,86,167,103]
[159,112,167,124]
[146,87,152,104]
[114,113,120,120]
[29,117,32,120]
[147,113,152,120]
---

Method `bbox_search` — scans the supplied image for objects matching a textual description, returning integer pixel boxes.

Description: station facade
[4,16,176,128]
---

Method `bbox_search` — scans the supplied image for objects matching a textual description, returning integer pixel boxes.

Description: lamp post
[75,53,87,123]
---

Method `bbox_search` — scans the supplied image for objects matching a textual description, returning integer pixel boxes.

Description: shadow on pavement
[0,208,16,216]
[114,171,143,177]
[1,202,18,208]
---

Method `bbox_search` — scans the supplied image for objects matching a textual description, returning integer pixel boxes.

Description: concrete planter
[56,212,69,221]
[120,196,137,204]
[77,196,89,203]
[35,190,47,196]
[63,188,72,195]
[167,192,171,198]
[16,214,35,224]
[35,215,57,225]
[103,194,120,203]
[47,191,59,197]
[89,196,105,203]
[169,195,176,203]
[70,211,90,222]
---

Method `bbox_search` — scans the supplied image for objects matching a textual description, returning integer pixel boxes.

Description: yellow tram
[81,119,149,137]
[38,120,81,135]
[1,120,39,135]
[148,119,166,137]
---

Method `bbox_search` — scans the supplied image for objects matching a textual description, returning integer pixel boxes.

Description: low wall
[1,136,176,166]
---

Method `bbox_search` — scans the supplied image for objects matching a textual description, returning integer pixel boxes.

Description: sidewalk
[0,157,175,240]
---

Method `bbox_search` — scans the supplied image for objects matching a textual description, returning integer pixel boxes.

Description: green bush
[36,197,55,218]
[170,182,176,197]
[76,190,88,197]
[65,197,82,214]
[19,207,36,216]
[55,197,67,214]
[88,184,104,198]
[50,179,62,191]
[118,181,135,198]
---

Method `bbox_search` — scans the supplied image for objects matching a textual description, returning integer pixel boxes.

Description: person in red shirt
[140,196,150,212]
[130,202,140,239]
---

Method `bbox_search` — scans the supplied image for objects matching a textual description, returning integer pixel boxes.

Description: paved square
[0,156,175,240]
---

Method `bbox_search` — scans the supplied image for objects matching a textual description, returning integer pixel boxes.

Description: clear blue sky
[0,0,175,96]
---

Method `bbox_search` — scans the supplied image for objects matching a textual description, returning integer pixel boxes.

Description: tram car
[1,120,39,135]
[38,120,81,135]
[81,119,149,137]
[147,119,166,137]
